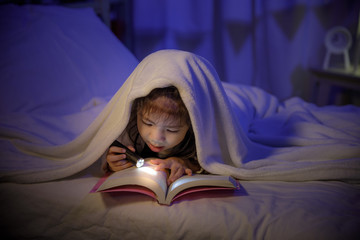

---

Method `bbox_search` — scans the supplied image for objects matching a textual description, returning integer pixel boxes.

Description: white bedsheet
[1,171,359,239]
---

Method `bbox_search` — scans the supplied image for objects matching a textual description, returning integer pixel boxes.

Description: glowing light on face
[137,112,189,154]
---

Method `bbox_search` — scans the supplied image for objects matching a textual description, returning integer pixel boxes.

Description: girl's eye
[167,129,179,133]
[142,120,153,126]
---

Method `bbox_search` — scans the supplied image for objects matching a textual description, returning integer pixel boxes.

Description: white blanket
[1,50,360,183]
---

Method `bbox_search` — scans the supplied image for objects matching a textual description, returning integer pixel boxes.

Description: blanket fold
[1,50,360,183]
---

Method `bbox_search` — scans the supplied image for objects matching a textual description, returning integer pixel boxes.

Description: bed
[1,4,360,240]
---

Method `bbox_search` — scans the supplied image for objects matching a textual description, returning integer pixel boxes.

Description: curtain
[131,0,359,101]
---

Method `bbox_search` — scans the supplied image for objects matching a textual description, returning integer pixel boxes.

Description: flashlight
[110,140,145,168]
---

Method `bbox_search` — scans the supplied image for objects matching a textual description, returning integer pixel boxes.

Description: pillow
[0,4,138,115]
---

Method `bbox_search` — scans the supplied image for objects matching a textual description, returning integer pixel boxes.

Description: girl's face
[137,98,189,154]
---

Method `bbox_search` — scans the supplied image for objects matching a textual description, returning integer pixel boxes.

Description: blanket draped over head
[1,50,360,183]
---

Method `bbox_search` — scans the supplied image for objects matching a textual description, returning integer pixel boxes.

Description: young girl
[106,86,201,185]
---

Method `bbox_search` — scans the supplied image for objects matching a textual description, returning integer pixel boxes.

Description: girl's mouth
[148,142,164,152]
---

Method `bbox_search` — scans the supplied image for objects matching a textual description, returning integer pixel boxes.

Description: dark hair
[135,86,190,126]
[126,86,197,160]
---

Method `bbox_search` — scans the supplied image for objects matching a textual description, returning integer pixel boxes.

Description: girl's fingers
[150,158,192,184]
[127,145,136,152]
[168,166,184,184]
[106,145,136,172]
[185,168,192,176]
[108,146,126,154]
[109,160,133,171]
[150,158,163,165]
[107,154,126,162]
[114,160,129,166]
[150,159,170,170]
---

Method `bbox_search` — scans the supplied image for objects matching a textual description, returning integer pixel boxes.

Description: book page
[165,174,237,204]
[96,162,168,203]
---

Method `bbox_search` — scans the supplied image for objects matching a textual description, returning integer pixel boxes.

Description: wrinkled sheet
[1,170,359,239]
[1,50,360,183]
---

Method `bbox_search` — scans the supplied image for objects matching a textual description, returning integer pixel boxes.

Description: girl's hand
[150,157,192,185]
[106,145,136,171]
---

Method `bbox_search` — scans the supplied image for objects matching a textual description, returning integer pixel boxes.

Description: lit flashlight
[111,140,144,168]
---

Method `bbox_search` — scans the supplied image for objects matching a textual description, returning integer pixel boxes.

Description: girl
[106,86,201,185]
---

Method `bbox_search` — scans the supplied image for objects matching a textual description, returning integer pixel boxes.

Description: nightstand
[309,68,360,106]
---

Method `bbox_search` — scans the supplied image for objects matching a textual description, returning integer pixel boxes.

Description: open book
[91,162,238,205]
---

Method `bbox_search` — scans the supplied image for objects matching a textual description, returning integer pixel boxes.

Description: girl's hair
[135,86,190,126]
[126,86,197,160]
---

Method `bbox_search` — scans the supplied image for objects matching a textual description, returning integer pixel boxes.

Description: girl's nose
[151,128,166,142]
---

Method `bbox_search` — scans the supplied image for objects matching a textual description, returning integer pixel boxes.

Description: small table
[309,68,360,106]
